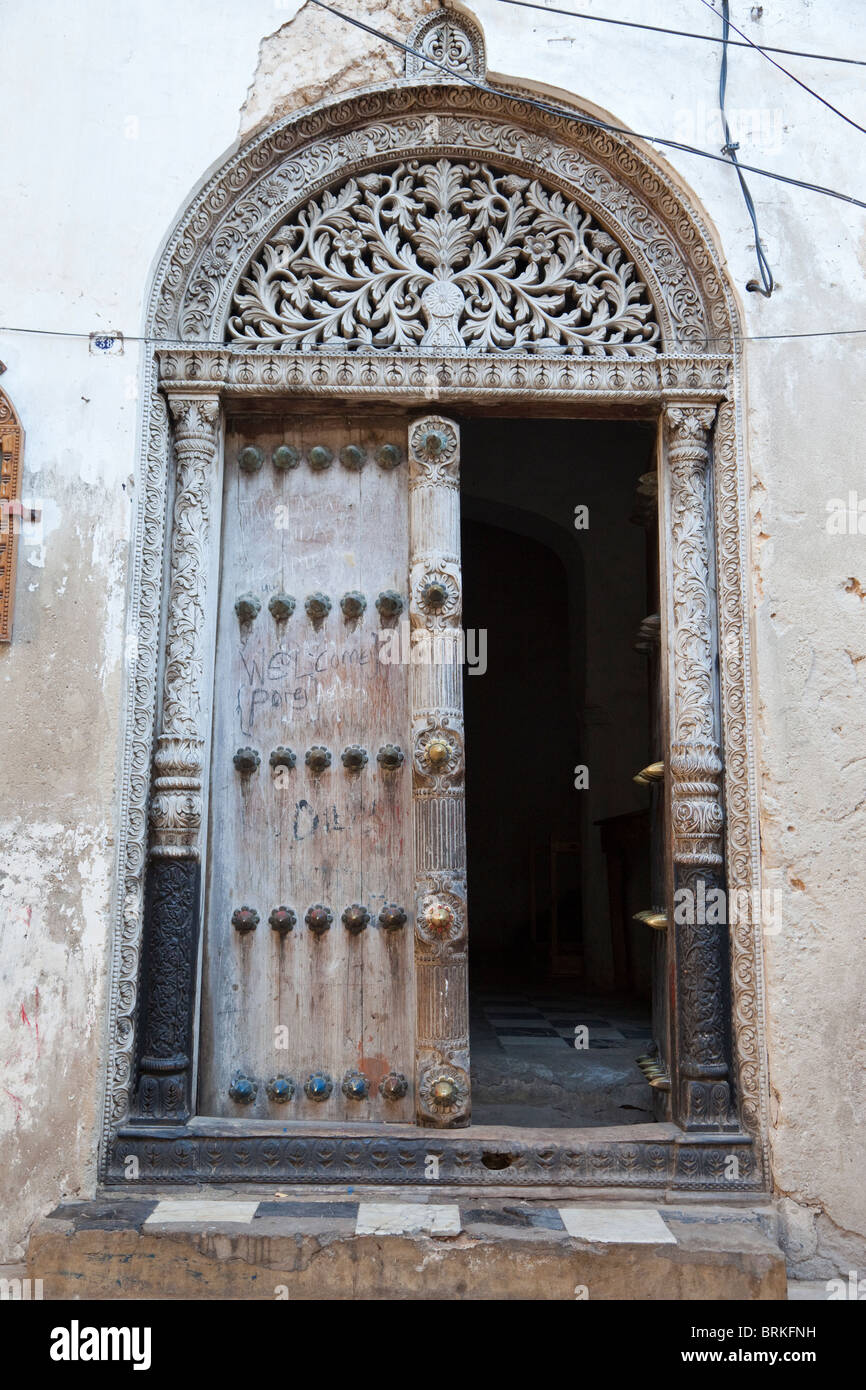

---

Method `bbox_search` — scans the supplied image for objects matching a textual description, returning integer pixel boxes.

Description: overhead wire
[306,0,866,211]
[4,2,866,346]
[694,0,866,135]
[2,324,866,346]
[715,0,774,296]
[490,0,866,67]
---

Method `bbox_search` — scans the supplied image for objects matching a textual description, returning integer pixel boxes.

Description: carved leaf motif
[227,160,660,354]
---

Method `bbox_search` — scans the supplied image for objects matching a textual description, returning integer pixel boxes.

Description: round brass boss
[426,739,450,767]
[431,1078,456,1104]
[426,904,454,935]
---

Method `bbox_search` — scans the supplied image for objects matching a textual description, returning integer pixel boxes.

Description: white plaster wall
[1,0,864,1275]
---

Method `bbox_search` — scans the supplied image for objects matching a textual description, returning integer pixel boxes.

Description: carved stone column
[664,404,736,1132]
[131,394,221,1122]
[408,416,470,1127]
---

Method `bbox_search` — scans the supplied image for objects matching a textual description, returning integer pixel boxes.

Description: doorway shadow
[461,417,657,1128]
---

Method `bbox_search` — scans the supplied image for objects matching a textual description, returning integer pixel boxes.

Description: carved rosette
[409,415,469,1127]
[410,561,461,628]
[664,403,735,1132]
[415,875,468,952]
[416,1062,471,1124]
[408,418,460,485]
[412,715,464,792]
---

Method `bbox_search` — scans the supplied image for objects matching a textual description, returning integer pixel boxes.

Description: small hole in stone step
[480,1151,514,1170]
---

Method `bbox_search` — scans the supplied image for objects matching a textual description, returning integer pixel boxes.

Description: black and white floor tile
[472,991,653,1052]
[46,1199,676,1244]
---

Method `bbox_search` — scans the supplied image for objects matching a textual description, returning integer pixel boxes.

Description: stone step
[28,1195,786,1300]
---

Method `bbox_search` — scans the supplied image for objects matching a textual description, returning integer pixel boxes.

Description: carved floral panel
[227,160,660,355]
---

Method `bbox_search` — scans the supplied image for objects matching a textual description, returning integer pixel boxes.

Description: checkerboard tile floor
[468,990,656,1126]
[472,992,653,1052]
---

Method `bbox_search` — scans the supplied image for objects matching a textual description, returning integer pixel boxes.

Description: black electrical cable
[717,1,774,296]
[696,0,866,135]
[2,323,866,345]
[492,0,866,67]
[307,0,866,211]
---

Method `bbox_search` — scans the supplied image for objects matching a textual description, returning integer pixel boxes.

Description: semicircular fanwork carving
[226,159,661,355]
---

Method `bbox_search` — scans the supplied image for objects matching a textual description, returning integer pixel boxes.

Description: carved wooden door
[198,410,470,1127]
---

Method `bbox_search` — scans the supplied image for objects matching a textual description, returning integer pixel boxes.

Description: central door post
[408,415,471,1126]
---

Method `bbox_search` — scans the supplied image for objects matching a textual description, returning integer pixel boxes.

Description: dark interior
[461,416,660,1128]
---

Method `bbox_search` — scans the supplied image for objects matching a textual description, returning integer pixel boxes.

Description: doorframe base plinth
[109,1118,762,1192]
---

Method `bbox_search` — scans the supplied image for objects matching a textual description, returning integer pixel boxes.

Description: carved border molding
[101,78,766,1187]
[155,349,730,400]
[108,1124,761,1191]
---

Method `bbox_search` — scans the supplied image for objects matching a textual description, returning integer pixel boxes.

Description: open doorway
[461,416,662,1128]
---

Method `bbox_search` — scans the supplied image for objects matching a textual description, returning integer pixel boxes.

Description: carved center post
[408,416,470,1126]
[131,393,221,1122]
[664,404,737,1131]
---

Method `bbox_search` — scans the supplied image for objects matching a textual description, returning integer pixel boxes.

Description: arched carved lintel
[225,159,660,355]
[150,84,731,354]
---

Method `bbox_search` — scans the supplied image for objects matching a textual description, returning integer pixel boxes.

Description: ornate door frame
[101,45,768,1191]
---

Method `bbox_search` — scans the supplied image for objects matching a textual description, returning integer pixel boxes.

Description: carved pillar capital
[664,402,717,449]
[166,392,220,442]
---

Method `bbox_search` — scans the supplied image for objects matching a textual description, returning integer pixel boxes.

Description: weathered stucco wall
[2,0,864,1275]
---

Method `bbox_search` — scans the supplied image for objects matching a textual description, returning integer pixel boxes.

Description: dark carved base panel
[108,1122,762,1191]
[131,857,201,1124]
[678,1077,739,1133]
[673,865,738,1133]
